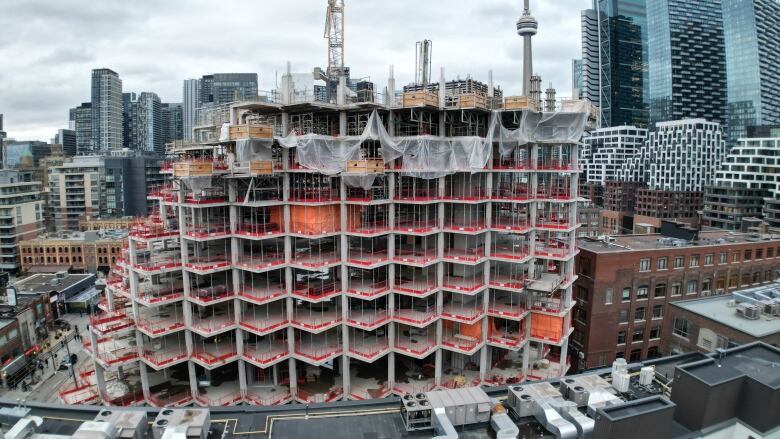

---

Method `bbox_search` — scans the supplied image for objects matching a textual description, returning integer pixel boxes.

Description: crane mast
[324,0,345,84]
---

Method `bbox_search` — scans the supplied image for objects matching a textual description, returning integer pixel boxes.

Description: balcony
[240,302,288,336]
[443,266,485,293]
[132,255,182,274]
[347,205,390,235]
[393,248,437,266]
[136,283,184,307]
[189,283,236,306]
[489,262,527,291]
[296,386,343,404]
[245,387,292,406]
[394,327,437,359]
[347,242,389,267]
[493,147,531,170]
[394,206,439,234]
[487,318,525,349]
[289,176,339,203]
[183,187,227,205]
[345,182,388,203]
[441,322,484,355]
[534,239,575,259]
[142,344,189,369]
[291,302,341,333]
[94,336,139,368]
[492,181,531,202]
[441,295,485,324]
[292,279,341,302]
[238,283,287,305]
[492,203,531,232]
[242,333,289,367]
[148,388,193,408]
[443,246,486,264]
[190,305,237,337]
[191,340,238,368]
[130,220,178,240]
[136,310,186,337]
[235,221,282,238]
[184,251,231,274]
[294,331,342,364]
[347,275,389,299]
[346,300,389,330]
[394,179,439,202]
[89,309,134,336]
[348,331,389,362]
[394,297,438,327]
[484,349,525,386]
[184,222,230,239]
[491,241,530,262]
[488,290,527,320]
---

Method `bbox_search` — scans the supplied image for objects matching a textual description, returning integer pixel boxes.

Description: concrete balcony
[242,334,289,367]
[135,284,184,307]
[294,333,342,365]
[188,284,236,306]
[346,278,389,299]
[141,345,189,370]
[348,333,389,363]
[237,283,287,305]
[191,341,238,369]
[240,302,288,336]
[89,309,134,336]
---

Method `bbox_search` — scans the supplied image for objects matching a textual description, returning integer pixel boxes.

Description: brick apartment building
[572,224,780,370]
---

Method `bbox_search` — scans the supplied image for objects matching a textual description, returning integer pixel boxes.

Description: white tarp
[241,106,588,187]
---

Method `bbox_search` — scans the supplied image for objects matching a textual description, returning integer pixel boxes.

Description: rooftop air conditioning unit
[736,303,761,320]
[762,301,780,317]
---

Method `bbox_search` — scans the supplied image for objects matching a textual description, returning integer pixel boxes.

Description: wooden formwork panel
[229,124,274,140]
[402,92,439,108]
[504,96,537,110]
[173,162,213,177]
[346,159,385,173]
[249,160,274,175]
[459,93,488,109]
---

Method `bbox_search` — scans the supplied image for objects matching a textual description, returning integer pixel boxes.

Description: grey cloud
[0,0,590,141]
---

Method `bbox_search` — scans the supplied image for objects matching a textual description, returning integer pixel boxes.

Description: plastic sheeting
[236,138,274,163]
[236,104,588,187]
[219,123,230,142]
[182,175,213,194]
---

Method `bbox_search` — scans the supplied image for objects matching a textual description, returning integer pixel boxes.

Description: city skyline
[0,0,588,142]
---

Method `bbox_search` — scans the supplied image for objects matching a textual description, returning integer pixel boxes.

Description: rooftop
[671,284,780,338]
[24,230,128,243]
[577,230,780,254]
[13,273,94,295]
[679,344,780,388]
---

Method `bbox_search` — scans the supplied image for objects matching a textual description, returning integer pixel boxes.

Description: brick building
[572,226,780,370]
[663,283,780,355]
[19,230,127,273]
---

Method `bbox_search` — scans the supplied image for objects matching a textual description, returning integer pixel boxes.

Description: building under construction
[61,1,593,408]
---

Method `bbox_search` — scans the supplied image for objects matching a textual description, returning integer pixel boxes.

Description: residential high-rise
[161,103,184,145]
[583,125,647,184]
[55,129,77,156]
[0,114,6,165]
[183,79,201,141]
[722,0,780,143]
[628,119,725,192]
[104,152,164,218]
[200,73,258,105]
[123,92,163,154]
[704,131,780,230]
[48,156,105,230]
[580,8,600,109]
[0,170,44,272]
[647,0,725,127]
[582,0,649,128]
[69,102,93,154]
[91,68,123,151]
[571,59,583,99]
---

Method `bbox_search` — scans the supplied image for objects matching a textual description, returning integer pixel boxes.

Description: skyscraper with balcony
[200,73,258,105]
[123,92,163,154]
[722,0,780,143]
[647,0,726,127]
[91,69,123,151]
[161,103,184,145]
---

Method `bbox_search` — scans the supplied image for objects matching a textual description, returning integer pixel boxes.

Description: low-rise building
[572,223,780,370]
[11,272,97,315]
[19,230,127,274]
[663,282,780,355]
[78,216,134,232]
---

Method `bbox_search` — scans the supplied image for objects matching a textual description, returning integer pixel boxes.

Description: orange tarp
[290,205,340,234]
[530,313,563,341]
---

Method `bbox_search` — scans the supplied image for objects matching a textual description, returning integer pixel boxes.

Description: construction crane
[313,0,345,102]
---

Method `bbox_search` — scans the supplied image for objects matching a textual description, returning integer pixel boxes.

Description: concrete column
[89,328,107,402]
[479,345,489,381]
[559,340,569,377]
[387,65,396,107]
[434,348,442,387]
[388,350,396,391]
[342,354,350,398]
[288,357,298,396]
[187,361,198,402]
[139,361,151,401]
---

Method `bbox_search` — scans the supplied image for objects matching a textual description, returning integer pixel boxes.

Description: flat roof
[577,230,780,254]
[680,344,780,389]
[13,273,94,295]
[671,293,780,338]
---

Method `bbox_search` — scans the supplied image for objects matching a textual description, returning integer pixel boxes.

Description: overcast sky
[0,0,589,141]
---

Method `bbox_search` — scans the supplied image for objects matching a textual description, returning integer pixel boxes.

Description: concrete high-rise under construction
[65,3,592,408]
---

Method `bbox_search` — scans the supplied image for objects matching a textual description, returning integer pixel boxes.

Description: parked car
[53,319,71,331]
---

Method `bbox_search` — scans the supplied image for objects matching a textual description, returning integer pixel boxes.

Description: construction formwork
[80,80,588,408]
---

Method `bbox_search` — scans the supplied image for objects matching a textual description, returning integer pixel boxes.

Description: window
[629,349,642,362]
[744,249,752,261]
[647,346,660,358]
[768,248,774,258]
[605,288,613,305]
[621,288,631,302]
[657,257,668,270]
[652,305,663,319]
[732,252,739,263]
[671,283,681,296]
[752,272,761,284]
[619,309,629,323]
[617,331,626,344]
[650,326,661,339]
[719,253,727,264]
[636,286,648,300]
[687,280,697,294]
[639,258,650,272]
[729,276,738,288]
[615,351,625,359]
[577,287,589,302]
[702,278,711,292]
[632,328,644,342]
[673,317,690,338]
[673,256,684,269]
[654,283,666,298]
[704,254,713,266]
[689,255,699,268]
[635,307,646,321]
[756,249,763,259]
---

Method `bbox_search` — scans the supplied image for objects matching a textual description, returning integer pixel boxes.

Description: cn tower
[516,0,538,96]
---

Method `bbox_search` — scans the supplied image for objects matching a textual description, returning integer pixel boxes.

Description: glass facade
[598,0,649,127]
[723,0,780,143]
[647,0,726,127]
